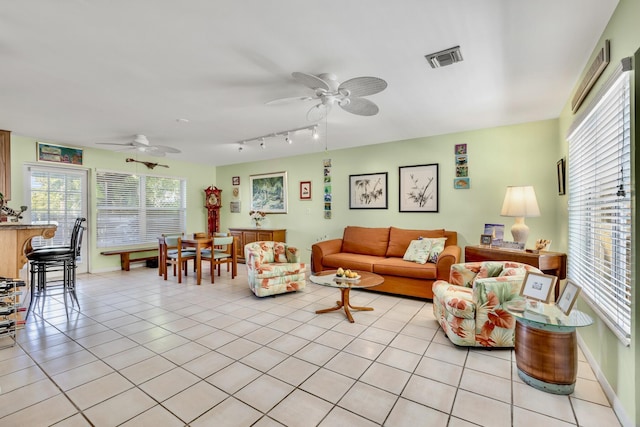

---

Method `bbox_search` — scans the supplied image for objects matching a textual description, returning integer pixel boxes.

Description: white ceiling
[1,1,618,166]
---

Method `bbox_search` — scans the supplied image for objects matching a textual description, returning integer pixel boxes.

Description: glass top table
[505,300,593,332]
[310,270,384,323]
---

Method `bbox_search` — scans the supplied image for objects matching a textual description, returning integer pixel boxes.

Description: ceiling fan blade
[340,97,379,116]
[95,142,134,147]
[266,95,314,106]
[306,103,330,122]
[292,72,331,91]
[339,76,387,97]
[153,145,181,154]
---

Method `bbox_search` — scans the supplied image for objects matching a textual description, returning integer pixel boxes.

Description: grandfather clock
[204,186,222,235]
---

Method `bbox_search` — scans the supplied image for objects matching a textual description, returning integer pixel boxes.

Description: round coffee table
[310,270,384,323]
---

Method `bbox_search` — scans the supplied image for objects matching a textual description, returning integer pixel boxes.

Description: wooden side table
[465,245,567,297]
[506,302,592,394]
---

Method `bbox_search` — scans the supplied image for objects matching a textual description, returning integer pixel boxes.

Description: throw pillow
[403,239,432,264]
[498,267,529,277]
[273,242,288,263]
[425,237,447,263]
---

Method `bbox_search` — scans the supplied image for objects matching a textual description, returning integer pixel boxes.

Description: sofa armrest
[436,245,461,280]
[311,239,343,273]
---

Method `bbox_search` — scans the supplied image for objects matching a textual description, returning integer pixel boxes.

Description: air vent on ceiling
[425,46,463,68]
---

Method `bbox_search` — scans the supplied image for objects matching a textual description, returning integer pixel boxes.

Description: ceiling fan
[96,134,181,157]
[268,72,387,121]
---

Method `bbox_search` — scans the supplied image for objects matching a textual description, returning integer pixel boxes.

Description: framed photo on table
[520,272,557,303]
[557,280,581,315]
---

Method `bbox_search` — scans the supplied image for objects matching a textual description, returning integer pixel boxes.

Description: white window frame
[566,58,633,345]
[96,169,186,248]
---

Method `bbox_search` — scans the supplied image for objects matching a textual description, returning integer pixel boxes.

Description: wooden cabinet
[0,130,10,201]
[229,228,286,263]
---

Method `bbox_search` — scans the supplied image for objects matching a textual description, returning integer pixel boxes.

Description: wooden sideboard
[229,227,286,263]
[465,245,567,298]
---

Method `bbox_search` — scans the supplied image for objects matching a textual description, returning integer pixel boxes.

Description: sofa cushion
[374,257,437,279]
[402,239,432,264]
[386,227,445,258]
[322,253,379,272]
[342,226,390,257]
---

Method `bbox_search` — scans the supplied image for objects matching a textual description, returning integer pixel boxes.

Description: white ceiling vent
[425,46,463,68]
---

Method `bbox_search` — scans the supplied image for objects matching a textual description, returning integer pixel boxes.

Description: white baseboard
[577,334,633,427]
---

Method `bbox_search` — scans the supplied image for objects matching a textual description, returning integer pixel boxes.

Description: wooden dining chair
[200,236,237,283]
[163,235,196,283]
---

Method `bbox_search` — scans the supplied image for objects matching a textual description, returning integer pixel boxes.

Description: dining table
[180,236,212,285]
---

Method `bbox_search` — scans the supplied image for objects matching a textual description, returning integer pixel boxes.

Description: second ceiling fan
[269,72,387,121]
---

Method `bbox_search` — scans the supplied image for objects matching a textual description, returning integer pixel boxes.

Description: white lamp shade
[500,186,540,218]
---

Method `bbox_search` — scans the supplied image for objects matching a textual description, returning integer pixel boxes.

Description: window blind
[96,170,186,248]
[566,59,632,344]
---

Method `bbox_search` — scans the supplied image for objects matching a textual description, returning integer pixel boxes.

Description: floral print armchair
[245,241,306,297]
[432,261,542,347]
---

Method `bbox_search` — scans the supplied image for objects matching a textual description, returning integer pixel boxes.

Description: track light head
[260,138,266,149]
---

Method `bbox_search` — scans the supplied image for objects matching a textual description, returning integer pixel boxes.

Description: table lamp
[500,186,540,245]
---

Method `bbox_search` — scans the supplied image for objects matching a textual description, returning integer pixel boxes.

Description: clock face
[208,193,218,206]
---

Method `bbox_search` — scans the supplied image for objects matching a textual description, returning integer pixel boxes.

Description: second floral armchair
[245,241,306,297]
[432,261,542,347]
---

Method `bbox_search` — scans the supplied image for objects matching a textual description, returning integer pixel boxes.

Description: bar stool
[26,220,85,319]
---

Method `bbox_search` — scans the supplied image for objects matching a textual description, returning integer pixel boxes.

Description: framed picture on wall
[249,171,288,213]
[300,181,311,200]
[399,164,439,212]
[349,172,388,209]
[557,158,566,195]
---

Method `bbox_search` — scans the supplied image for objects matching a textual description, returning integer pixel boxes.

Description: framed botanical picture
[249,171,288,213]
[556,280,581,315]
[520,271,558,303]
[349,172,388,209]
[399,164,439,212]
[300,181,311,200]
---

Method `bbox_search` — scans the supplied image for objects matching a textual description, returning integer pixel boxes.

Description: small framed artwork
[229,201,241,213]
[520,272,558,303]
[480,234,493,246]
[557,158,566,195]
[300,181,311,200]
[454,178,470,189]
[399,164,438,212]
[455,143,467,154]
[37,142,83,165]
[232,176,240,186]
[556,280,581,315]
[349,172,388,209]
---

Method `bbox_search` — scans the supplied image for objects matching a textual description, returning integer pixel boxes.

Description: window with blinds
[96,170,186,248]
[566,58,632,344]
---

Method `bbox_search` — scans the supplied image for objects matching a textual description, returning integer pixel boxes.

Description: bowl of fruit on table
[334,268,360,281]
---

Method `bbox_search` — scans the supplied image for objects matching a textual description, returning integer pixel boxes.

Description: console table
[465,245,566,296]
[229,227,286,263]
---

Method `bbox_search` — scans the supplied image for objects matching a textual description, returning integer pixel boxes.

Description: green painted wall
[217,118,560,262]
[9,135,215,272]
[556,0,639,424]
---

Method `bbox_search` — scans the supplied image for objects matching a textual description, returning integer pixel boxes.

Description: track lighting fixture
[236,124,320,152]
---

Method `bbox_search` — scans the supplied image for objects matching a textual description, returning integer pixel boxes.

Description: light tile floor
[0,267,622,426]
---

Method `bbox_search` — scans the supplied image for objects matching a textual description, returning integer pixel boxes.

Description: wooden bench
[100,247,158,271]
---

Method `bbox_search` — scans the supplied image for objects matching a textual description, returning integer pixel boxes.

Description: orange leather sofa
[311,226,461,299]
